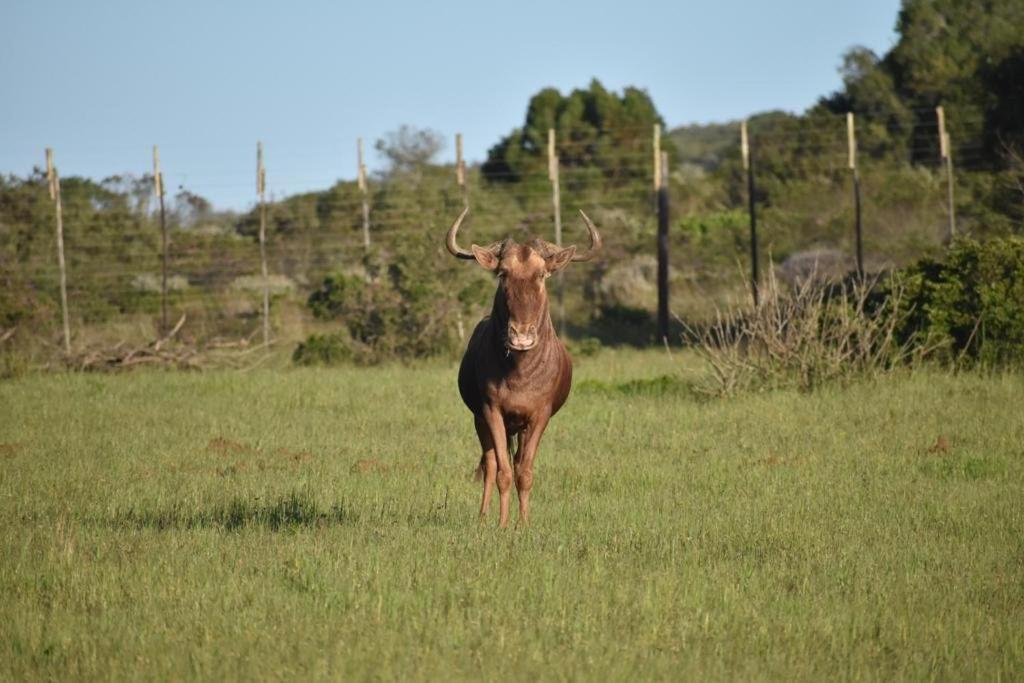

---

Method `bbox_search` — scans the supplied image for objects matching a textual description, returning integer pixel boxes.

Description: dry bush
[682,269,938,396]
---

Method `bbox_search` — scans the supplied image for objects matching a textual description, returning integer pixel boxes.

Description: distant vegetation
[667,121,740,173]
[1,0,1021,371]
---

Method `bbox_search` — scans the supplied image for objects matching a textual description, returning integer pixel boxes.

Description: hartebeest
[445,208,602,527]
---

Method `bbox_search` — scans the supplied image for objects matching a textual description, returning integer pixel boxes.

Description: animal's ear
[545,246,577,274]
[470,244,500,271]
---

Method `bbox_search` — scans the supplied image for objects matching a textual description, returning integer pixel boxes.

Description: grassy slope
[1,351,1022,680]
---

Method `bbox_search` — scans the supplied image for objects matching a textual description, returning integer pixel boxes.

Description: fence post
[657,151,670,343]
[847,113,864,278]
[548,128,564,334]
[455,133,468,210]
[257,142,270,346]
[547,129,562,247]
[153,145,169,332]
[46,148,71,355]
[936,106,956,241]
[357,138,371,250]
[741,120,759,306]
[652,123,661,212]
[454,132,468,341]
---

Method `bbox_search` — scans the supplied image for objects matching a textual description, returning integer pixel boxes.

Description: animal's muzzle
[506,322,538,351]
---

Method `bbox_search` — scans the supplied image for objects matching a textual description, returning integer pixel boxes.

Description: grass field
[1,351,1022,680]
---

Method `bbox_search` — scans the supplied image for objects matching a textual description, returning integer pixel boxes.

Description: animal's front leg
[515,411,551,527]
[482,406,512,528]
[474,416,496,519]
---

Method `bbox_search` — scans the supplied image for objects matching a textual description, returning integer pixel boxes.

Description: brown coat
[445,210,601,527]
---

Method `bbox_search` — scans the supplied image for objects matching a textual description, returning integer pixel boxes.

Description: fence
[3,105,1006,363]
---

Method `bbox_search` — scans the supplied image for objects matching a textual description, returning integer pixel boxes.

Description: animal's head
[445,209,602,351]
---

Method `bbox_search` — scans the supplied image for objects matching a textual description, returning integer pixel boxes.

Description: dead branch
[65,315,273,372]
[153,314,187,352]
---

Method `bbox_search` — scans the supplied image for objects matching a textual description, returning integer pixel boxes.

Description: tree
[817,47,913,158]
[982,46,1024,160]
[375,125,445,174]
[886,0,1024,163]
[482,79,671,188]
[173,189,213,228]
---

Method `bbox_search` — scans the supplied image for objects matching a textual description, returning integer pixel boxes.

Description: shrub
[298,236,478,365]
[587,304,655,346]
[0,269,50,331]
[131,273,190,293]
[595,255,658,311]
[292,333,353,366]
[229,274,296,296]
[683,270,926,396]
[895,237,1024,367]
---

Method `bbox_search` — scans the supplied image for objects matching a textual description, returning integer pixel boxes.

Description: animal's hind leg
[475,416,497,519]
[515,412,551,527]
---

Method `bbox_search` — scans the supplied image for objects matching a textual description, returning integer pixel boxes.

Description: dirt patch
[207,437,257,456]
[0,442,20,458]
[758,451,803,467]
[205,438,315,472]
[207,438,313,465]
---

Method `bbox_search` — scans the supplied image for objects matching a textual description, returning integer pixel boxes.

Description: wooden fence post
[153,145,169,332]
[455,133,468,210]
[936,106,956,241]
[454,133,468,341]
[847,113,864,277]
[357,138,370,250]
[653,123,661,213]
[741,120,759,306]
[547,129,562,247]
[257,142,270,346]
[657,151,670,343]
[548,128,565,334]
[46,148,71,355]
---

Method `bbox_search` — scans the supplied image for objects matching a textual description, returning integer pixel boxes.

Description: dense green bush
[299,235,485,365]
[292,333,354,366]
[896,237,1024,366]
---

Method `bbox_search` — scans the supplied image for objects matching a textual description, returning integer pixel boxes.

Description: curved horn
[445,207,475,259]
[572,210,603,261]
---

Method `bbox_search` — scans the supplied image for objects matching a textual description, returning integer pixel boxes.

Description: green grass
[1,351,1022,680]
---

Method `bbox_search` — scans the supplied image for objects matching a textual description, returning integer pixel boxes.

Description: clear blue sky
[1,0,900,210]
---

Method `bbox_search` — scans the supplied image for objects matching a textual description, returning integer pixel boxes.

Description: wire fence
[5,106,1012,359]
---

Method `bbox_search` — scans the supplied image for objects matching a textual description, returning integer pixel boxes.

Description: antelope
[445,208,602,527]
